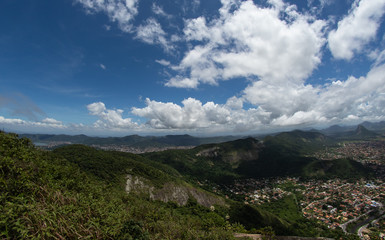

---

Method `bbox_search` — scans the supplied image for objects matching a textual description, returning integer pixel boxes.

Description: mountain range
[2,119,381,239]
[320,121,385,136]
[20,121,385,150]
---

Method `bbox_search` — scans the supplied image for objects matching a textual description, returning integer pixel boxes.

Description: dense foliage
[0,131,239,239]
[302,158,372,179]
[143,149,240,184]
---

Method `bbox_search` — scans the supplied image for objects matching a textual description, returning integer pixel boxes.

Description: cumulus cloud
[75,0,138,32]
[243,62,385,127]
[243,82,319,118]
[87,102,138,129]
[166,0,326,88]
[136,18,171,51]
[316,63,385,120]
[131,97,273,132]
[130,57,385,132]
[328,0,385,60]
[132,98,228,129]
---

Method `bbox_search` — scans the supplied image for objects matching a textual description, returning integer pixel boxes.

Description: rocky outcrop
[125,175,225,208]
[195,147,220,158]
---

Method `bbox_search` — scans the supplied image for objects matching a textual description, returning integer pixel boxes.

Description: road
[339,209,375,234]
[357,209,384,239]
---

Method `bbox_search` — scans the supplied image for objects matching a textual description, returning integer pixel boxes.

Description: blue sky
[1,0,385,136]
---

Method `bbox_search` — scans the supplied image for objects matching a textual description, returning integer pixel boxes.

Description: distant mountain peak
[354,125,377,136]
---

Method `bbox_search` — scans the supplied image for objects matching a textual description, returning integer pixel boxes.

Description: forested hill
[144,131,371,182]
[1,131,366,239]
[1,131,237,239]
[0,131,303,239]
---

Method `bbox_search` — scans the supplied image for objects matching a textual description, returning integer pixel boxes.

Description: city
[218,177,385,239]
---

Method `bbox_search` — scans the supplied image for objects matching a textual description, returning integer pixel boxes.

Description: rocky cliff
[125,174,225,207]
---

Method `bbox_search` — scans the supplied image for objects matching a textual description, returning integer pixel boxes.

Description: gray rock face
[125,175,225,207]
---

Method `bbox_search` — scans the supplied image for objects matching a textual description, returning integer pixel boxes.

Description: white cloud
[0,116,65,129]
[131,97,272,132]
[87,102,138,129]
[328,0,385,60]
[87,102,107,116]
[167,0,326,88]
[316,63,385,120]
[100,63,106,70]
[75,0,138,32]
[241,62,385,128]
[132,98,216,129]
[0,116,25,125]
[271,110,327,127]
[152,3,172,18]
[155,59,170,66]
[165,76,200,88]
[42,118,63,125]
[243,82,319,118]
[136,18,171,51]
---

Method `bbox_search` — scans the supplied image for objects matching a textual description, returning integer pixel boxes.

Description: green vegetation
[52,144,181,187]
[143,148,240,184]
[302,158,371,179]
[264,130,336,155]
[0,131,238,239]
[258,192,359,239]
[229,202,290,235]
[1,129,375,239]
[145,131,373,182]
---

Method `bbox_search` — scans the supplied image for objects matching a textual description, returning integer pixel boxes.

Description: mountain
[3,131,304,239]
[263,130,335,154]
[332,125,381,140]
[2,131,365,239]
[1,131,237,239]
[320,124,355,135]
[145,130,372,181]
[20,133,241,149]
[320,121,385,138]
[360,121,385,133]
[354,124,379,137]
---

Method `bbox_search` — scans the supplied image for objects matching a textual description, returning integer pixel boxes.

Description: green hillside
[0,131,241,239]
[263,130,336,154]
[144,131,372,181]
[3,131,308,239]
[1,131,368,239]
[302,158,371,179]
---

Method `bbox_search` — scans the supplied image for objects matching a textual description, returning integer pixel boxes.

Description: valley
[1,122,385,239]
